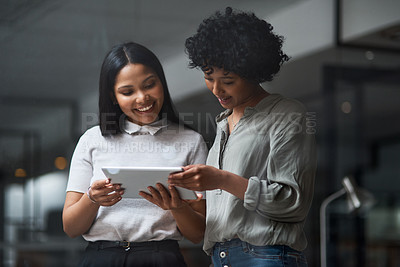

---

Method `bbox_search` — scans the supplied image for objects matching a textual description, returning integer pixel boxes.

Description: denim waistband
[213,238,244,248]
[213,238,299,253]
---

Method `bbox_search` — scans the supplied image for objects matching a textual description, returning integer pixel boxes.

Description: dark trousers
[77,240,187,267]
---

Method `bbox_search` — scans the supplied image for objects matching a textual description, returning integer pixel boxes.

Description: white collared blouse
[66,119,208,242]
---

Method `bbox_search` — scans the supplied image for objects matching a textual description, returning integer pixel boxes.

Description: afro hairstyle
[185,7,290,83]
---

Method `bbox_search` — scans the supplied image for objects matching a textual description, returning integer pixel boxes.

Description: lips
[218,96,232,105]
[136,103,154,112]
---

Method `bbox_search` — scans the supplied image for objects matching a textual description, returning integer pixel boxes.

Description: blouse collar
[123,118,169,135]
[215,94,282,130]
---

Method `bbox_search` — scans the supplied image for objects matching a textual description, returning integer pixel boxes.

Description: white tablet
[101,166,197,199]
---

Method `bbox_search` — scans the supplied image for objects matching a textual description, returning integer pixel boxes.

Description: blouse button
[220,251,226,258]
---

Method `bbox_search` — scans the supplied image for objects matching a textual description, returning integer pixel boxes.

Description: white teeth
[137,104,153,112]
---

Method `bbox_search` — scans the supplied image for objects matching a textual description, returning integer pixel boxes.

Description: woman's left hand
[139,183,189,210]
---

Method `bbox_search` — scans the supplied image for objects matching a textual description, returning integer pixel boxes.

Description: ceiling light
[341,101,352,114]
[54,157,68,170]
[14,168,27,178]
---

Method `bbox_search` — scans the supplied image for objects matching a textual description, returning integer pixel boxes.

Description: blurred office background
[0,0,399,266]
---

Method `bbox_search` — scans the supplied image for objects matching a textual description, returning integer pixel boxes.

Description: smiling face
[203,67,264,112]
[114,63,164,125]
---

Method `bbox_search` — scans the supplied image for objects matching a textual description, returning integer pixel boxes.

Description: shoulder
[79,125,102,139]
[73,126,120,155]
[269,94,307,114]
[76,125,111,144]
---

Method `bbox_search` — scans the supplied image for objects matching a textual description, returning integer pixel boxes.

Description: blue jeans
[211,239,308,267]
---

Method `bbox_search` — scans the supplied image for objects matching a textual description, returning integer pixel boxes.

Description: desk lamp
[320,176,375,267]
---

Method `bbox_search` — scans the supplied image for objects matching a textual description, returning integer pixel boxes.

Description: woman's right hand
[168,164,249,200]
[167,164,224,191]
[63,179,124,238]
[88,178,124,206]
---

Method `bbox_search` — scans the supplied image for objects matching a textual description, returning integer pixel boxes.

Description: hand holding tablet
[101,166,197,199]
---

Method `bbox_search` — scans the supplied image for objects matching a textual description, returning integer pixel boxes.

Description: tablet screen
[101,166,197,199]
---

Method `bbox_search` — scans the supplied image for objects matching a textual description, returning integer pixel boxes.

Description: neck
[232,87,269,117]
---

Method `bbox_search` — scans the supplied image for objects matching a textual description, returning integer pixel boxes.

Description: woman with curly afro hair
[168,7,317,267]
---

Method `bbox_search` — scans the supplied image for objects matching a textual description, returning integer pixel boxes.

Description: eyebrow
[116,75,156,90]
[117,85,133,91]
[204,75,234,80]
[142,75,156,83]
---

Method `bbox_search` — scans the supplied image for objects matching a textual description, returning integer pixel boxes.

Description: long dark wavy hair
[98,42,181,136]
[185,7,290,83]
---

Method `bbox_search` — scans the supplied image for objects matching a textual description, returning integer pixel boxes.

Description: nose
[211,81,223,95]
[135,90,147,104]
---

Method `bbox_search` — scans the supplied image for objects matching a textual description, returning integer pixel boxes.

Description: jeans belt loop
[241,239,249,253]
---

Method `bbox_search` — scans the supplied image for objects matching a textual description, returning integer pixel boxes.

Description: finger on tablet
[156,183,171,199]
[168,185,181,201]
[139,191,157,205]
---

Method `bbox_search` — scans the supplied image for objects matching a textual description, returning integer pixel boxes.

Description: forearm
[63,192,99,238]
[171,205,205,244]
[219,170,249,200]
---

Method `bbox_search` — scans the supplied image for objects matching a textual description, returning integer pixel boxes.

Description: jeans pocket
[244,243,283,260]
[287,251,308,266]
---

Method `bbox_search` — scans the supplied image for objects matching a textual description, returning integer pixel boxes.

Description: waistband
[88,239,178,251]
[213,238,300,253]
[214,238,244,248]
